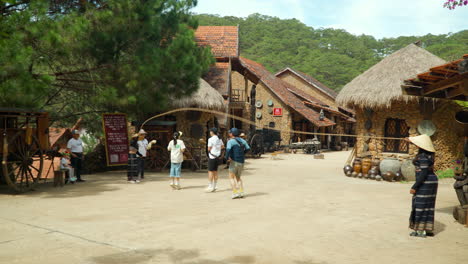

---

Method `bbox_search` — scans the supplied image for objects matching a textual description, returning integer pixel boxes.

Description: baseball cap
[229,128,240,137]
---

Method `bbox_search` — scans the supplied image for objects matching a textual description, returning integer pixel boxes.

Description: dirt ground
[0,151,467,264]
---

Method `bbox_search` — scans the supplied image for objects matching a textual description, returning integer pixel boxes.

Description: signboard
[102,113,129,166]
[273,108,283,116]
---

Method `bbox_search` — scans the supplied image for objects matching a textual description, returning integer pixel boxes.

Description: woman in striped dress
[408,134,438,238]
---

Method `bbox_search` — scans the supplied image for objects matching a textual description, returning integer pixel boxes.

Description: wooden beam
[447,85,463,99]
[423,73,468,95]
[463,78,468,96]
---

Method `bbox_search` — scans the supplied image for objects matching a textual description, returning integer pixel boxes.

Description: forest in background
[196,13,468,91]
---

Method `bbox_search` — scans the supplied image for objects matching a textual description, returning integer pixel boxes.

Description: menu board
[102,113,129,166]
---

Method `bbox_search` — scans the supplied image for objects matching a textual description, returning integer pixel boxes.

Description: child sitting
[61,152,77,183]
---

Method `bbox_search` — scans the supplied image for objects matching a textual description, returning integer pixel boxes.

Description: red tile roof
[203,63,229,96]
[239,57,335,127]
[195,26,239,58]
[276,67,338,99]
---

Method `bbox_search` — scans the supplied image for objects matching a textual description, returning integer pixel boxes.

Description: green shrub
[436,169,455,179]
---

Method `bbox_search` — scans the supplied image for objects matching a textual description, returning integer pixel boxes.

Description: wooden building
[337,43,465,171]
[195,25,355,149]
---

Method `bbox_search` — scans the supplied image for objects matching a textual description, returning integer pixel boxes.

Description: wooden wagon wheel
[2,131,43,193]
[249,134,263,158]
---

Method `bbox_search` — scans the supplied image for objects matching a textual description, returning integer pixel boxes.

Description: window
[384,118,409,153]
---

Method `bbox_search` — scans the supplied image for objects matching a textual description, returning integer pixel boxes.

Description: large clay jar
[380,158,401,175]
[401,159,416,181]
[362,158,372,176]
[353,158,362,173]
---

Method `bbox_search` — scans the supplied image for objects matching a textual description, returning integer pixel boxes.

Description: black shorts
[208,158,219,172]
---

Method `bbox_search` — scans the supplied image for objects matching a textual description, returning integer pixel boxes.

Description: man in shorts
[225,128,250,199]
[206,128,224,192]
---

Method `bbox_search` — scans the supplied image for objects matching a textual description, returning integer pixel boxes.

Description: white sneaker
[135,180,141,183]
[170,183,176,189]
[128,180,136,184]
[231,192,240,199]
[205,185,213,192]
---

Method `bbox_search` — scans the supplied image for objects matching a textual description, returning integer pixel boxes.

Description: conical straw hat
[409,134,435,152]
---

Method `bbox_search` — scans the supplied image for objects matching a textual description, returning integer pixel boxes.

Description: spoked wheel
[249,134,263,158]
[2,132,43,193]
[303,145,318,154]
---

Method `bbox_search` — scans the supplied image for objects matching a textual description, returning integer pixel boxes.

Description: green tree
[1,0,213,130]
[196,13,468,92]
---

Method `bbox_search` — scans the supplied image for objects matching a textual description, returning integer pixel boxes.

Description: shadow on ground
[90,248,256,264]
[434,220,447,235]
[436,205,456,215]
[0,166,259,198]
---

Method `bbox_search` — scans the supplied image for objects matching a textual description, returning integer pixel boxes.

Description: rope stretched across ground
[140,107,407,141]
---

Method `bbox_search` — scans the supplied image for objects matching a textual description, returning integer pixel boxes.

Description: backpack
[234,138,249,154]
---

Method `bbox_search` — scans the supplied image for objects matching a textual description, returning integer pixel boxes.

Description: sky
[192,0,468,39]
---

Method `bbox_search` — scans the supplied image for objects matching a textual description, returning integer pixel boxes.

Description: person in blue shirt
[225,128,250,199]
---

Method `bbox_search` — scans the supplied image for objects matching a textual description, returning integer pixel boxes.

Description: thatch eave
[171,79,226,110]
[336,44,446,110]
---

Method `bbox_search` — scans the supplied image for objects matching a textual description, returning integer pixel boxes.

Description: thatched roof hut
[336,44,446,109]
[172,78,226,110]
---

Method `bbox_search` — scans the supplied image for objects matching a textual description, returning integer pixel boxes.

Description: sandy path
[0,151,467,264]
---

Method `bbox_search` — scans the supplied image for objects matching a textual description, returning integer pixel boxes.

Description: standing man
[67,130,85,182]
[136,129,148,180]
[225,128,250,199]
[206,128,224,192]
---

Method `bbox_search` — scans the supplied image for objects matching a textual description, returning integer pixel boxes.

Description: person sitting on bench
[61,152,77,184]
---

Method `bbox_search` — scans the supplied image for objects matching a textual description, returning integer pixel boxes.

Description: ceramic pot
[357,173,363,178]
[353,158,362,174]
[382,171,396,182]
[401,159,416,181]
[372,160,380,167]
[362,158,372,175]
[369,167,378,179]
[351,172,358,178]
[346,171,352,177]
[380,158,401,175]
[343,165,353,176]
[353,158,362,173]
[394,171,403,181]
[375,175,382,181]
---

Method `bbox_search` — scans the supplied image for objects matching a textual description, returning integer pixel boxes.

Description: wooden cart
[0,108,50,193]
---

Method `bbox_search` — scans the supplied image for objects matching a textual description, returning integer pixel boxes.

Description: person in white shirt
[60,152,76,183]
[167,131,186,190]
[206,128,224,192]
[67,130,85,182]
[135,129,149,180]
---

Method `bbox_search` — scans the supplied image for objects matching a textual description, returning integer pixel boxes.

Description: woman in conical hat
[407,134,438,238]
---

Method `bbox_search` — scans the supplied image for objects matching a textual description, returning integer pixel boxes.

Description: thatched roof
[172,79,226,110]
[336,44,445,109]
